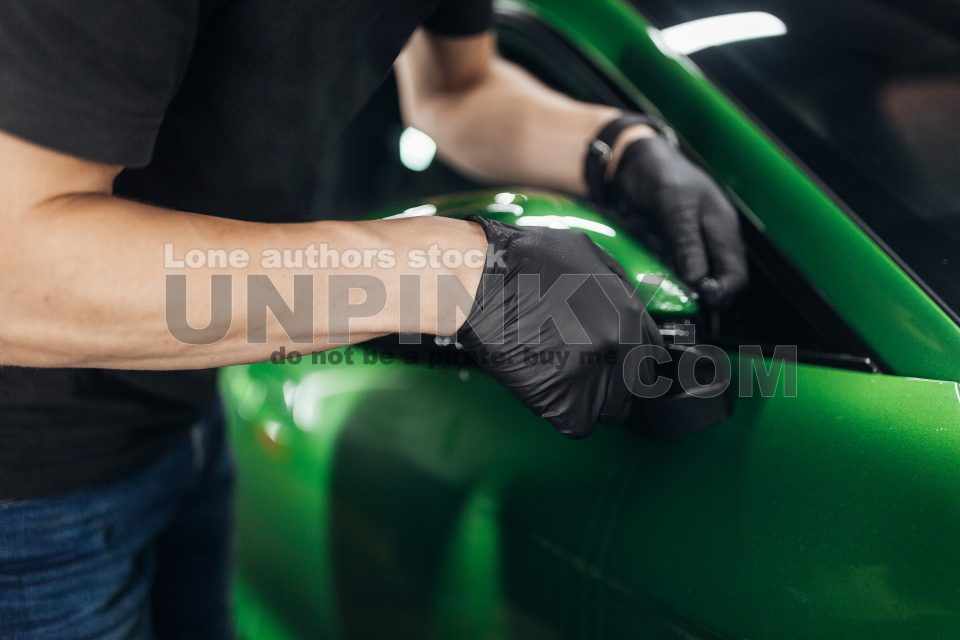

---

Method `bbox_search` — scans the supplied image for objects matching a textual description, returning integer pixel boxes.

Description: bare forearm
[0,194,484,369]
[411,60,613,192]
[396,32,655,196]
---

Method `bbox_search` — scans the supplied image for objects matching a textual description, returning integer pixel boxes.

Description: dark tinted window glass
[632,0,960,316]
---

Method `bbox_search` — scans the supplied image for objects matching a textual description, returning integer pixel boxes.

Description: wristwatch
[583,112,677,207]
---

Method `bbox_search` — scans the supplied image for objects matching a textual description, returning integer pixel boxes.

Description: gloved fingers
[582,233,666,348]
[581,236,665,424]
[655,190,711,287]
[586,239,661,329]
[699,187,749,306]
[556,380,606,438]
[641,305,665,350]
[597,298,666,424]
[600,339,635,425]
[603,311,666,420]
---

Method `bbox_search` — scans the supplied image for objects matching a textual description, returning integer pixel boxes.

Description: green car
[224,1,960,638]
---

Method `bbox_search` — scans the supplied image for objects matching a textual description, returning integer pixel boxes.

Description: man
[0,0,746,637]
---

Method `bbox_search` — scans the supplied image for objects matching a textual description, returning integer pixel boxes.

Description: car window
[631,0,960,320]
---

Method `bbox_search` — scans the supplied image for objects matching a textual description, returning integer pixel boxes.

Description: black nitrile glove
[611,133,748,306]
[458,217,664,438]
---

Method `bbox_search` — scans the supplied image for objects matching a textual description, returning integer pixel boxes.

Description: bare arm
[0,131,486,370]
[395,30,654,195]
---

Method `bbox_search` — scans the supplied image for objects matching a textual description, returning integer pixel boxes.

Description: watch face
[590,139,613,161]
[585,139,614,203]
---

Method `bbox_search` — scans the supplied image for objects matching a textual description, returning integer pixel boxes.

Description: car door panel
[227,333,960,639]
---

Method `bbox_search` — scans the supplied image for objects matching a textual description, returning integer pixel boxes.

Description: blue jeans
[0,407,234,639]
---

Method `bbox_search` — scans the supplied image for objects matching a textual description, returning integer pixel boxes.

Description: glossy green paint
[519,0,960,382]
[227,343,960,639]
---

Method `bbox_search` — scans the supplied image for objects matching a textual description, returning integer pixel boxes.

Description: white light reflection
[516,215,616,237]
[290,370,403,432]
[262,420,283,444]
[282,380,298,410]
[652,276,692,305]
[660,12,786,55]
[398,126,437,172]
[486,203,524,216]
[384,203,437,220]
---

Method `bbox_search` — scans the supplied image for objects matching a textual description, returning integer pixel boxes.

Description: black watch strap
[583,113,675,207]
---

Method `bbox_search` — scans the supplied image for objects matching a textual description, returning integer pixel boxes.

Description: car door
[228,3,960,639]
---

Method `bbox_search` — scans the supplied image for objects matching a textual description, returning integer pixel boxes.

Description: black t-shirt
[0,0,493,499]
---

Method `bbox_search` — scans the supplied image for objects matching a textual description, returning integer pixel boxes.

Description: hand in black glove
[609,129,748,306]
[458,217,664,438]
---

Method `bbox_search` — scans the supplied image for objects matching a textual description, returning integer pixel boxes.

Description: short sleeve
[0,1,199,168]
[423,0,494,37]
